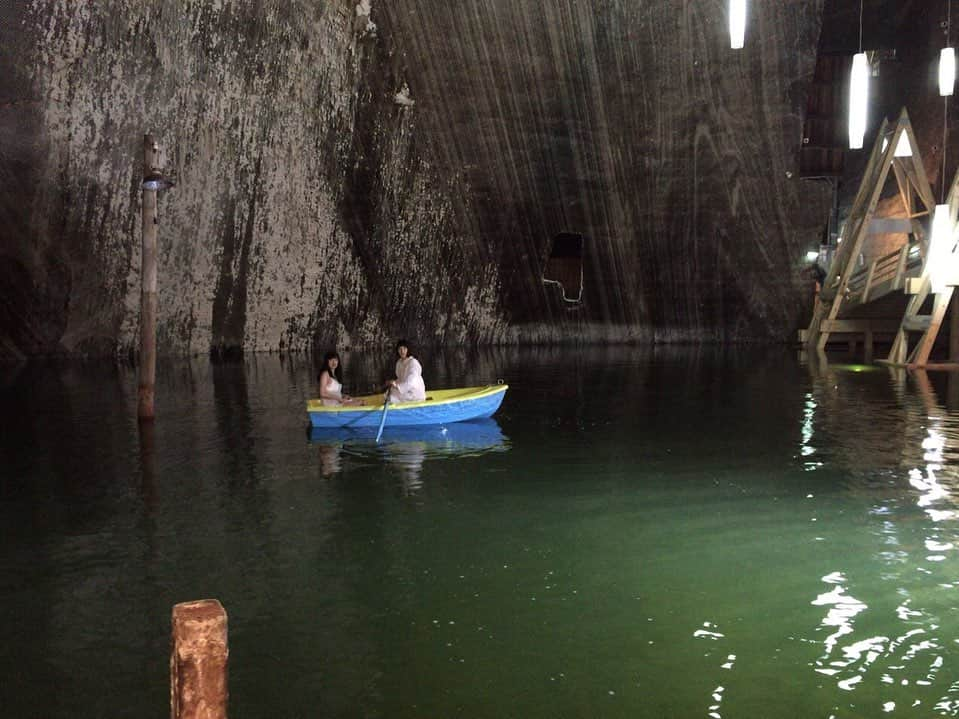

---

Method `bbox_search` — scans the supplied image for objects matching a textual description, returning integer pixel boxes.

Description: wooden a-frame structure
[803,109,937,353]
[886,166,959,366]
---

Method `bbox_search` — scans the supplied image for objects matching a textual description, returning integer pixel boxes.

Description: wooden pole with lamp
[138,134,173,421]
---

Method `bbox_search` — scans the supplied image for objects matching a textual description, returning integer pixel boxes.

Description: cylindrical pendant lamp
[849,53,869,149]
[941,47,956,96]
[730,0,746,49]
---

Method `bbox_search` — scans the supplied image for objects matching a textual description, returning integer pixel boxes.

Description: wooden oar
[375,389,391,442]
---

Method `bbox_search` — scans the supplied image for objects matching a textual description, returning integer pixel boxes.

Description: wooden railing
[842,242,923,305]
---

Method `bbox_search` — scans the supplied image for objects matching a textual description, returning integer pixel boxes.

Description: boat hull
[306,384,508,429]
[307,417,507,449]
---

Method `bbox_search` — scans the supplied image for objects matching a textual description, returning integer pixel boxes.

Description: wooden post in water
[138,134,159,421]
[171,600,228,719]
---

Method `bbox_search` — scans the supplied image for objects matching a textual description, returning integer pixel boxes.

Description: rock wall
[0,0,833,359]
[0,0,505,359]
[383,0,839,343]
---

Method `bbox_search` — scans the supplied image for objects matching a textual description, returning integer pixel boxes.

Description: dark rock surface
[1,0,938,359]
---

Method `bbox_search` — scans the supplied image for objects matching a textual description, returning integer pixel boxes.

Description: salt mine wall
[0,0,836,359]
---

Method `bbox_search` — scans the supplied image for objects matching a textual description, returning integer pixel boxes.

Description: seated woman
[318,351,364,406]
[386,339,426,402]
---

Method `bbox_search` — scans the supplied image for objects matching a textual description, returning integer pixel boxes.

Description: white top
[320,374,344,406]
[390,356,426,402]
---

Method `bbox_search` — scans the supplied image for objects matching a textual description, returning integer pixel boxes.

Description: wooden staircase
[803,109,938,356]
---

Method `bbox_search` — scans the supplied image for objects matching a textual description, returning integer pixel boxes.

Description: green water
[3,347,959,718]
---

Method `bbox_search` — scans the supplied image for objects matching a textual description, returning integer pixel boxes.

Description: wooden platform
[875,359,959,371]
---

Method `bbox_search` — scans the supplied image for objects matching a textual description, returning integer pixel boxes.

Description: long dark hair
[395,339,414,358]
[319,351,342,383]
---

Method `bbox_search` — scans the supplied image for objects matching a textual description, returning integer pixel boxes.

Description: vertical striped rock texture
[0,0,830,359]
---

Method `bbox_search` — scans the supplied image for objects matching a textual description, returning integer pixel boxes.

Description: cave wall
[0,0,835,359]
[0,0,504,360]
[378,0,833,343]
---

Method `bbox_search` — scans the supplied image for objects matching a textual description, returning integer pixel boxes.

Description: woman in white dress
[318,351,363,406]
[386,339,426,402]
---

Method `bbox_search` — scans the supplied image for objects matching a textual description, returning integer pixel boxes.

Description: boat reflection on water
[307,418,509,490]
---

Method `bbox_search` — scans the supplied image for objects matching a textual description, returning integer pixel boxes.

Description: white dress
[321,375,344,406]
[390,356,426,402]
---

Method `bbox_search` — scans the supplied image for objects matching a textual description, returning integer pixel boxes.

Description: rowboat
[306,384,508,429]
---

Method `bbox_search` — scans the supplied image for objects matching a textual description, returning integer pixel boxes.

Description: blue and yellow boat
[306,384,508,429]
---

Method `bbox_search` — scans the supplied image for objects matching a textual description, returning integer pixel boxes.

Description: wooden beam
[891,158,913,216]
[899,156,937,211]
[893,244,911,288]
[889,329,908,364]
[861,257,879,302]
[171,600,228,719]
[138,134,158,422]
[912,290,955,365]
[820,319,902,333]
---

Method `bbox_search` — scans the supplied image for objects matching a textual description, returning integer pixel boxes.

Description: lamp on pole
[138,133,174,421]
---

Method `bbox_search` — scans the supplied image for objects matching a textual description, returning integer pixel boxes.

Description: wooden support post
[890,329,908,365]
[171,600,228,719]
[891,159,913,216]
[864,329,874,363]
[893,244,909,288]
[138,134,159,421]
[861,258,878,303]
[912,290,954,366]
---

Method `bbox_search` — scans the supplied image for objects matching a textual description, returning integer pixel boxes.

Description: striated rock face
[0,0,832,359]
[377,0,834,344]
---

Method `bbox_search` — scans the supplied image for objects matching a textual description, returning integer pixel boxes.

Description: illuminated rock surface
[0,1,938,358]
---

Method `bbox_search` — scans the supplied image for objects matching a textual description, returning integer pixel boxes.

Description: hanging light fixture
[942,3,956,96]
[849,53,869,149]
[941,48,956,96]
[848,0,868,149]
[729,0,746,49]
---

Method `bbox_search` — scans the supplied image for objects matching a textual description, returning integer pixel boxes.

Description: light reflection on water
[801,353,959,716]
[6,348,959,716]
